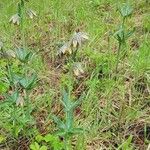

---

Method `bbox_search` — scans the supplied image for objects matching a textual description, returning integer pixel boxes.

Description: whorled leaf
[26,9,37,19]
[71,32,89,48]
[6,91,19,104]
[118,3,133,18]
[19,73,37,90]
[9,14,20,25]
[113,25,125,43]
[51,115,66,130]
[73,62,84,77]
[15,48,33,63]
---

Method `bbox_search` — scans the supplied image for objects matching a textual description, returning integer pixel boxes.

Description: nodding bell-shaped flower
[57,31,89,56]
[57,42,72,55]
[16,95,24,107]
[26,9,37,19]
[71,32,89,48]
[73,62,84,77]
[4,50,16,58]
[9,14,20,25]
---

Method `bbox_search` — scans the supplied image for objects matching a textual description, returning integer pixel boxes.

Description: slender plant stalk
[13,104,17,137]
[72,45,79,62]
[24,89,30,118]
[64,135,71,150]
[115,42,121,77]
[18,0,26,49]
[72,49,78,62]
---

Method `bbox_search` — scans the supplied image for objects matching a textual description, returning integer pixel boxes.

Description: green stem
[66,110,73,129]
[13,104,17,137]
[25,89,30,118]
[72,46,78,62]
[64,135,71,150]
[115,42,121,78]
[19,0,26,49]
[122,17,126,44]
[65,109,73,150]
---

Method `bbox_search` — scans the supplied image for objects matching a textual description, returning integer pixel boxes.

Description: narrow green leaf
[55,130,66,137]
[117,135,133,150]
[66,110,73,130]
[62,90,70,108]
[125,27,135,39]
[70,128,84,134]
[51,115,65,130]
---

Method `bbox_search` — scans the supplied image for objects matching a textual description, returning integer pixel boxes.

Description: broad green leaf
[52,140,64,150]
[113,26,124,43]
[43,134,63,150]
[43,134,53,142]
[35,134,44,142]
[30,142,40,150]
[19,74,37,90]
[15,48,33,63]
[40,146,47,150]
[19,78,27,88]
[6,91,19,103]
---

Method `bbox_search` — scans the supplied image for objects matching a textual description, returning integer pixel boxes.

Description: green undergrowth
[0,0,150,149]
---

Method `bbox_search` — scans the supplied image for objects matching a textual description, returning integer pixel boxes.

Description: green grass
[0,0,150,149]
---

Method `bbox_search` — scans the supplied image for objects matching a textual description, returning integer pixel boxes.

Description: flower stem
[115,42,121,78]
[24,89,30,118]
